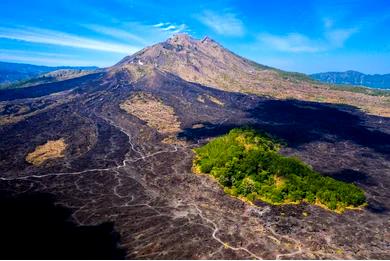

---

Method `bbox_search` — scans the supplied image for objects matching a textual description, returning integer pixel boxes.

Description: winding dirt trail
[0,108,312,259]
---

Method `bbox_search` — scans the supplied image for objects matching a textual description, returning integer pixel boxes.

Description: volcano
[0,34,389,259]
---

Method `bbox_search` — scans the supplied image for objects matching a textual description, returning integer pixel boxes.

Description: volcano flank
[0,34,389,259]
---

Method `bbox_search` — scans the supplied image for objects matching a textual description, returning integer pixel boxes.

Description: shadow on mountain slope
[180,97,389,156]
[0,191,126,259]
[249,99,390,155]
[324,169,378,186]
[366,199,388,214]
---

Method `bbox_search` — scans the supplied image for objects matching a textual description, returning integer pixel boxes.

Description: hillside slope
[0,61,98,87]
[113,34,389,116]
[1,69,101,90]
[0,34,389,259]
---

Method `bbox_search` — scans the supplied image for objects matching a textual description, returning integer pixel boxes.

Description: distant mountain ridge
[310,70,390,89]
[0,61,98,86]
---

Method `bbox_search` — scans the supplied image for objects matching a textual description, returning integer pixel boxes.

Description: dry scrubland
[26,139,67,166]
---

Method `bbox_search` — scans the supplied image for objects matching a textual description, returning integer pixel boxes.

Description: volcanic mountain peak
[200,35,215,43]
[165,33,220,49]
[112,33,278,91]
[115,33,224,66]
[109,34,389,117]
[166,33,197,46]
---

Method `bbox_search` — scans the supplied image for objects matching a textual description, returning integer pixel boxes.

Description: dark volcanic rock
[0,35,389,259]
[0,191,126,259]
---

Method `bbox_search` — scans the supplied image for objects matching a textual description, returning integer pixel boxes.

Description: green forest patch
[193,128,366,213]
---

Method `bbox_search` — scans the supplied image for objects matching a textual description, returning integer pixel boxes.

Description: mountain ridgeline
[310,70,390,89]
[0,61,98,88]
[110,34,389,117]
[113,34,311,92]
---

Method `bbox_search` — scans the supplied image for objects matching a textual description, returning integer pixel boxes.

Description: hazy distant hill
[310,70,390,89]
[1,68,102,90]
[0,61,98,86]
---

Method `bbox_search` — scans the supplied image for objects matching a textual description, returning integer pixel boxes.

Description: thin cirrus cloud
[83,24,149,45]
[196,10,244,37]
[0,26,141,54]
[85,22,189,48]
[0,53,96,66]
[258,27,358,53]
[325,28,357,48]
[153,22,188,34]
[258,33,323,53]
[0,48,109,66]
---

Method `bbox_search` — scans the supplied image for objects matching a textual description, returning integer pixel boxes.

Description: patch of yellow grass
[191,154,203,175]
[312,199,367,214]
[161,136,187,146]
[26,138,67,166]
[206,95,224,106]
[120,92,181,135]
[196,94,224,106]
[192,123,205,129]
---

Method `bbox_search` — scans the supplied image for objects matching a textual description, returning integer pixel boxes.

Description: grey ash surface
[0,68,389,259]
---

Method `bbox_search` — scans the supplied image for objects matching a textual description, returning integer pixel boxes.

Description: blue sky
[0,0,389,73]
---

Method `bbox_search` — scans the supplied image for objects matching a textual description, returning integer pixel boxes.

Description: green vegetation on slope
[193,128,366,212]
[327,84,390,97]
[0,69,98,90]
[276,70,316,83]
[0,75,55,89]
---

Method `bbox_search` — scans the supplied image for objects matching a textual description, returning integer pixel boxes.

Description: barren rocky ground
[0,35,389,259]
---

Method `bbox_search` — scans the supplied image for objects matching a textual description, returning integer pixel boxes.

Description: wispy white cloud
[0,26,141,54]
[0,47,123,67]
[83,24,148,45]
[258,33,323,53]
[153,22,169,28]
[0,48,77,59]
[161,25,177,31]
[323,18,334,29]
[153,22,188,34]
[197,10,244,36]
[0,53,97,66]
[325,28,357,48]
[171,24,188,34]
[258,25,357,53]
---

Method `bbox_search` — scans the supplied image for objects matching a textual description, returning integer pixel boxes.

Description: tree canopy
[193,128,366,212]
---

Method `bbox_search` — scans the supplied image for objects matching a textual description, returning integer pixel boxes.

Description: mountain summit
[109,34,389,116]
[113,33,274,92]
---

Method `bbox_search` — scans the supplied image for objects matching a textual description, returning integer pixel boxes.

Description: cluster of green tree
[276,70,317,83]
[193,128,366,212]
